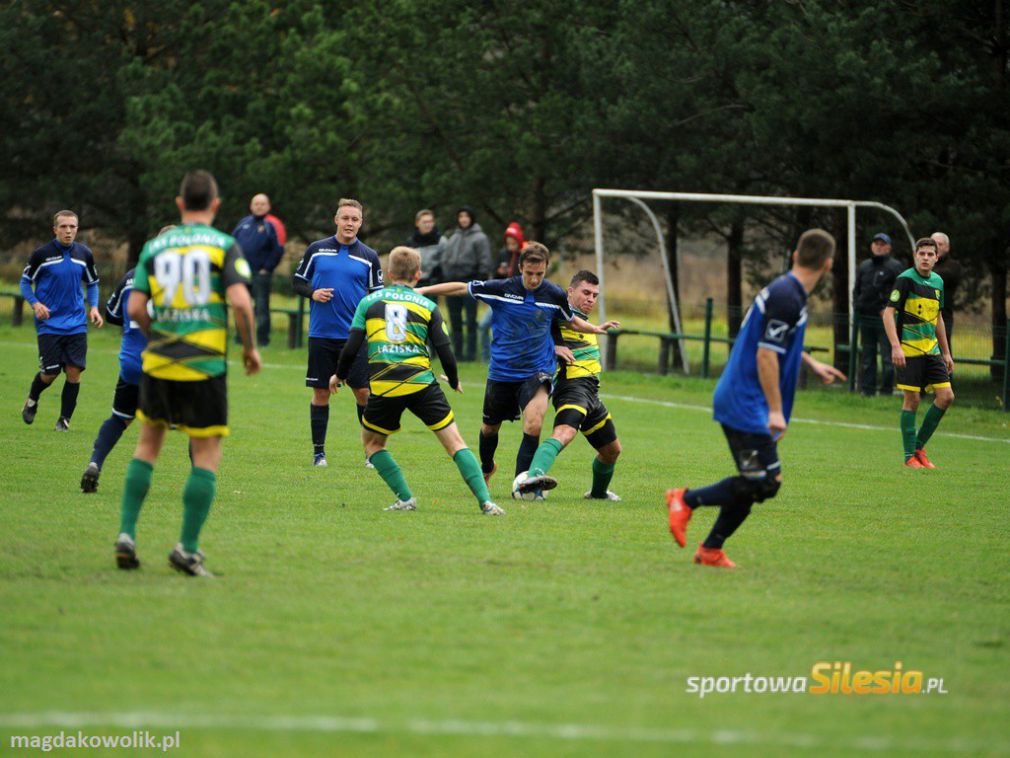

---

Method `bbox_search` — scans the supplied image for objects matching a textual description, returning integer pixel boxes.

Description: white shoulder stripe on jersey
[71,257,99,283]
[294,251,339,279]
[30,258,65,281]
[757,341,788,354]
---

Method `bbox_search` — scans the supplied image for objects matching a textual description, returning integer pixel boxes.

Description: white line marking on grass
[4,339,1005,444]
[603,393,1010,445]
[0,712,1004,754]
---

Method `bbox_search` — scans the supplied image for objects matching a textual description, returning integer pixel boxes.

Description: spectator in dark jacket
[480,222,525,362]
[441,206,492,361]
[931,232,962,352]
[407,209,446,287]
[853,232,904,396]
[233,193,285,346]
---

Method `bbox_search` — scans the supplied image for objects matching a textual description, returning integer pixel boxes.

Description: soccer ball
[512,471,537,501]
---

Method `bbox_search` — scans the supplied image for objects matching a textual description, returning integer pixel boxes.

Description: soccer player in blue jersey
[20,210,104,431]
[667,229,846,568]
[420,242,616,493]
[293,198,383,467]
[80,226,176,493]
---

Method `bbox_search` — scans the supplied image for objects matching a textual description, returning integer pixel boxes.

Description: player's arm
[935,308,954,374]
[20,248,50,319]
[756,347,786,436]
[881,305,904,368]
[127,290,152,335]
[417,281,468,297]
[569,315,620,334]
[335,327,366,385]
[83,249,103,327]
[104,274,129,327]
[801,351,846,384]
[292,244,331,301]
[428,308,460,391]
[222,243,261,375]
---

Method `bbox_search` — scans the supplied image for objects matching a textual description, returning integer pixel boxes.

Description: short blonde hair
[336,198,363,214]
[415,209,434,223]
[388,246,421,281]
[53,210,78,227]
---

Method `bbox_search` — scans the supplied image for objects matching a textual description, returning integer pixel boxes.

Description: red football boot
[666,488,692,548]
[914,449,936,469]
[693,545,737,569]
[904,456,925,468]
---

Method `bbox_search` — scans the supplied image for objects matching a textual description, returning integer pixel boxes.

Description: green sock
[370,450,412,501]
[529,438,564,477]
[453,448,491,505]
[180,467,216,553]
[916,403,946,450]
[900,410,918,460]
[591,457,616,498]
[119,458,154,539]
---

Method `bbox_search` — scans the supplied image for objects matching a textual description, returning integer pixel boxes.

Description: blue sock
[684,477,738,508]
[90,415,129,469]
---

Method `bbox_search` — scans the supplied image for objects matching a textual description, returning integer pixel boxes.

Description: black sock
[310,403,329,454]
[90,415,129,469]
[29,373,50,402]
[60,381,81,420]
[683,477,737,508]
[703,504,752,549]
[516,432,540,476]
[478,430,498,474]
[356,404,365,426]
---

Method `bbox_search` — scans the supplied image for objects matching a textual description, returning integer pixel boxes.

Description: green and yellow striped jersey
[133,224,251,381]
[350,284,449,397]
[557,306,602,380]
[888,268,944,357]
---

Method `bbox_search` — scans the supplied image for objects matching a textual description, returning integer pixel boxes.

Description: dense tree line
[1,0,1007,359]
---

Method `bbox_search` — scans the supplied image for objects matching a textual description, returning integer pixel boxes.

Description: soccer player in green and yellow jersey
[329,246,503,515]
[883,237,954,468]
[114,170,262,577]
[518,270,623,500]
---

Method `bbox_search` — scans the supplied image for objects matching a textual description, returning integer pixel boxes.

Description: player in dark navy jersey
[667,229,846,568]
[80,226,176,493]
[293,198,383,468]
[420,242,616,496]
[20,210,104,431]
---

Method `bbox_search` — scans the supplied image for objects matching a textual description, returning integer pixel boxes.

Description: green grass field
[1,325,1008,756]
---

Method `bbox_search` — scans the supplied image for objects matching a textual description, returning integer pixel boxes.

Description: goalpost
[592,189,915,372]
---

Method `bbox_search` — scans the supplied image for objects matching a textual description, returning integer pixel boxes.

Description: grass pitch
[1,325,1008,756]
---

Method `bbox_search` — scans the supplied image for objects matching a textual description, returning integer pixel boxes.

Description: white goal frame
[592,189,915,372]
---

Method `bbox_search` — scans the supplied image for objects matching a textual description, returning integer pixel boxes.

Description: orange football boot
[904,456,925,468]
[914,449,936,469]
[666,488,692,548]
[694,545,737,569]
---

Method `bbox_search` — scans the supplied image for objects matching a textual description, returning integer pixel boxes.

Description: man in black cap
[440,206,492,361]
[853,232,904,396]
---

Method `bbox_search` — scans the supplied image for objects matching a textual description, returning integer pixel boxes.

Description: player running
[329,246,503,515]
[80,227,175,493]
[516,270,622,500]
[882,237,954,468]
[666,229,846,568]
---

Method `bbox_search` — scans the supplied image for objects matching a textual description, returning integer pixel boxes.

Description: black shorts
[482,373,553,426]
[553,377,617,449]
[722,424,781,481]
[896,355,951,393]
[37,332,87,374]
[138,374,228,438]
[362,383,455,436]
[306,337,369,390]
[111,376,140,420]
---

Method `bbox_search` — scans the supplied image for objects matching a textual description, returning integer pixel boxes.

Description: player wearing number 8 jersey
[330,246,502,515]
[113,170,262,577]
